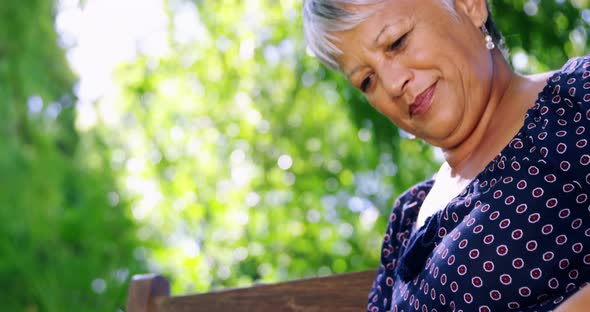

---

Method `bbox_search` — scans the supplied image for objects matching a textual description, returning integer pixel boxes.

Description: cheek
[367,95,403,122]
[371,102,410,131]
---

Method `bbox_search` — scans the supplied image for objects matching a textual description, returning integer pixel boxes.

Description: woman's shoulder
[525,54,590,126]
[543,54,590,101]
[522,54,590,181]
[559,54,590,78]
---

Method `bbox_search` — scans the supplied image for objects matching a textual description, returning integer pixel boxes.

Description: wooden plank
[156,269,377,312]
[126,274,171,312]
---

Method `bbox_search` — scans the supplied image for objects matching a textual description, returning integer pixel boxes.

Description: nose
[378,61,412,98]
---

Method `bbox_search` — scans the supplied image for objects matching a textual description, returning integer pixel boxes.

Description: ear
[454,0,488,28]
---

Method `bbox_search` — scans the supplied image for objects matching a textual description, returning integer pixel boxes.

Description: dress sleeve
[367,180,433,312]
[524,54,590,187]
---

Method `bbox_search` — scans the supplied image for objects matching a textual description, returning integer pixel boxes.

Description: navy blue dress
[367,55,590,312]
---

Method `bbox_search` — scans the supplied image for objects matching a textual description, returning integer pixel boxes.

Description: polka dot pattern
[367,55,590,312]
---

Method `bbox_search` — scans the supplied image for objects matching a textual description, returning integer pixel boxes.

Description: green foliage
[0,0,145,311]
[0,0,588,311]
[491,0,589,70]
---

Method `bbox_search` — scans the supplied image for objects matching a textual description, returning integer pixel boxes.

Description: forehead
[330,0,415,71]
[333,0,419,40]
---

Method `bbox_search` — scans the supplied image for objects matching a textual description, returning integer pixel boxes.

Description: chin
[416,126,458,148]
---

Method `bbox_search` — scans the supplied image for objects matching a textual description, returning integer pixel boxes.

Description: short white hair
[303,0,385,71]
[302,0,459,71]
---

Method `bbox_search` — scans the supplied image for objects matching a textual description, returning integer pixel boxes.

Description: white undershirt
[414,162,473,230]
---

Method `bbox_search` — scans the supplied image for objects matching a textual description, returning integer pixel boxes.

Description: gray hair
[302,0,384,71]
[302,0,505,71]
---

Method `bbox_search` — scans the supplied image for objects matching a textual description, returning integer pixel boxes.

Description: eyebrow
[345,23,399,79]
[374,23,393,47]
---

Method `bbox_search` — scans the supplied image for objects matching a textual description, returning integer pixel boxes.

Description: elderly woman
[303,0,590,311]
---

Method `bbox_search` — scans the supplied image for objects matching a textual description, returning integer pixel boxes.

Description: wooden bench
[126,269,377,312]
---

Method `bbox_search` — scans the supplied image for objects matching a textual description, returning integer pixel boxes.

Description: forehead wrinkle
[373,23,393,47]
[332,2,385,71]
[343,17,407,79]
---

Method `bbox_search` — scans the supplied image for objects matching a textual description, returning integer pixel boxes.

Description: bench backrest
[126,269,377,312]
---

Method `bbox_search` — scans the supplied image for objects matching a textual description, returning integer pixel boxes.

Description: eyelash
[389,33,408,51]
[360,74,373,92]
[359,33,409,93]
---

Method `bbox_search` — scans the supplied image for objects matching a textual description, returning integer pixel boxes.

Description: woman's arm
[554,286,590,312]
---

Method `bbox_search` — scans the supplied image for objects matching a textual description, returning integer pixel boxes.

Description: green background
[0,0,588,311]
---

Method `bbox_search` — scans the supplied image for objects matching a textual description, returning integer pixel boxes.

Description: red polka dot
[484,261,495,272]
[490,290,501,301]
[500,274,512,285]
[543,252,554,261]
[459,239,468,249]
[530,268,542,279]
[549,278,559,289]
[508,302,520,310]
[519,287,531,297]
[499,219,510,228]
[572,243,583,253]
[512,258,524,269]
[559,208,571,218]
[504,196,515,205]
[528,213,541,223]
[526,240,538,251]
[542,224,554,235]
[472,276,483,288]
[489,211,500,220]
[559,259,570,269]
[457,265,467,276]
[512,229,523,240]
[447,255,455,265]
[560,161,571,171]
[493,190,503,199]
[473,225,484,234]
[563,183,575,192]
[571,219,582,229]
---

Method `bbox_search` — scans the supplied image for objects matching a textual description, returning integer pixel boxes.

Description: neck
[442,49,520,176]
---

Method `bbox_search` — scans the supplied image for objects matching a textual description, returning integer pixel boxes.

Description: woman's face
[334,0,493,149]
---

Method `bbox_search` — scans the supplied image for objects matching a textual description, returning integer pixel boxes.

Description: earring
[481,24,495,50]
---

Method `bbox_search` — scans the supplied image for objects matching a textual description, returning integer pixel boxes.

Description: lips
[409,82,437,117]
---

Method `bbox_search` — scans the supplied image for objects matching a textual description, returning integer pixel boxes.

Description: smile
[409,82,437,117]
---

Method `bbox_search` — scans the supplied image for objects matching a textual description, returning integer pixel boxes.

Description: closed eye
[359,32,409,93]
[389,33,408,51]
[360,74,373,93]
